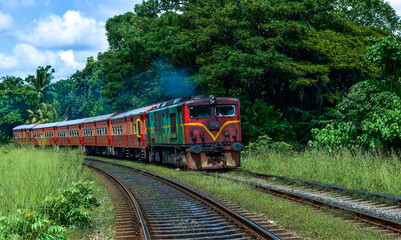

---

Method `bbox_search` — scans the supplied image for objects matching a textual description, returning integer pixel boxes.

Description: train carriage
[13,124,38,144]
[32,122,63,146]
[110,105,156,158]
[82,113,116,154]
[57,118,86,146]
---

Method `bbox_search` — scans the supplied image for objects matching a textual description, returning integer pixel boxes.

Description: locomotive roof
[13,123,38,130]
[32,121,64,129]
[82,113,117,124]
[112,105,156,120]
[146,96,238,113]
[57,118,87,127]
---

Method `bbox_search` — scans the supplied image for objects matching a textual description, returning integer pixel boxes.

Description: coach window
[170,113,176,133]
[190,106,212,118]
[216,105,236,117]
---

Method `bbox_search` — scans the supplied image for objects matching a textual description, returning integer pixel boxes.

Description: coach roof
[57,118,87,127]
[112,105,156,120]
[82,113,117,124]
[32,121,64,129]
[13,123,38,130]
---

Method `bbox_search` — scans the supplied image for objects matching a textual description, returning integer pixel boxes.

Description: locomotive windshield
[190,106,212,118]
[216,105,235,117]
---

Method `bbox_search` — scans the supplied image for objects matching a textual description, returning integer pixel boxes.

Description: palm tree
[26,65,57,104]
[26,101,59,124]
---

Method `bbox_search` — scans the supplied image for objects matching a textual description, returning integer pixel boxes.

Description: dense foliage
[1,0,401,149]
[0,181,99,239]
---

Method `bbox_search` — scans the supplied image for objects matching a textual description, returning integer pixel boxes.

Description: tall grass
[0,145,84,216]
[241,148,401,197]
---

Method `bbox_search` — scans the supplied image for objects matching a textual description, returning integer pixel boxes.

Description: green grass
[241,149,401,197]
[66,168,115,240]
[92,157,389,240]
[0,145,84,216]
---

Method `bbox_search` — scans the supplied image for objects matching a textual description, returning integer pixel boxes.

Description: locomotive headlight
[209,95,216,105]
[231,142,243,151]
[191,145,202,154]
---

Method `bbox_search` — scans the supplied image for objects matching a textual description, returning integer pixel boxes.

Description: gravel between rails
[218,173,401,224]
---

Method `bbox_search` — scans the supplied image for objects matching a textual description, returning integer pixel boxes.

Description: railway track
[84,158,300,240]
[213,170,401,238]
[86,163,149,239]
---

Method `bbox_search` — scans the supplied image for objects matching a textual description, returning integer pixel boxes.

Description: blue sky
[0,0,400,81]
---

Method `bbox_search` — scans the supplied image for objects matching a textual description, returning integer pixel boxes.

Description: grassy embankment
[0,145,83,216]
[94,156,389,240]
[241,149,401,197]
[0,145,115,239]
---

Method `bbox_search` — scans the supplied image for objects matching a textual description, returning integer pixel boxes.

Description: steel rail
[84,162,151,240]
[229,171,401,234]
[84,157,282,240]
[240,170,401,206]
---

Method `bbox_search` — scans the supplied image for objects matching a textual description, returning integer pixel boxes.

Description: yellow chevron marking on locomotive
[184,120,240,141]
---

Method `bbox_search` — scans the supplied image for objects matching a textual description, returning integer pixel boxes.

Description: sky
[0,0,400,81]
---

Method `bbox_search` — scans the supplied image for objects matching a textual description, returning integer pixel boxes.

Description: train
[13,96,243,170]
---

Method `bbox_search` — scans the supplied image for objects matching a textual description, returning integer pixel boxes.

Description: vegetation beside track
[0,146,114,239]
[66,168,115,240]
[0,145,83,216]
[242,144,401,198]
[91,157,389,240]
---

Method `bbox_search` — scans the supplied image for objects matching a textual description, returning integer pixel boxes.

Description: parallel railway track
[214,170,401,238]
[84,158,300,240]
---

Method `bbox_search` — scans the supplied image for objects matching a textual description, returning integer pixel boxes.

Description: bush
[308,122,359,152]
[309,80,401,151]
[245,135,294,155]
[39,181,99,228]
[0,209,65,240]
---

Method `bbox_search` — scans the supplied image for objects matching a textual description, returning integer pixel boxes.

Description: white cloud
[0,53,18,69]
[0,11,13,31]
[19,10,108,51]
[58,50,84,69]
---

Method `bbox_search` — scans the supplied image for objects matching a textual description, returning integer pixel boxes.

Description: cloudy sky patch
[0,0,140,80]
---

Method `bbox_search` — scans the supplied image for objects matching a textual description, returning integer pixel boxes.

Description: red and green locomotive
[146,96,243,169]
[13,95,243,170]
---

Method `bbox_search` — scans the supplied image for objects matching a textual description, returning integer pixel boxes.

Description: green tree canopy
[25,65,57,105]
[98,0,393,143]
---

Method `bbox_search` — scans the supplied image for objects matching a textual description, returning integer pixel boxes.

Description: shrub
[39,181,99,228]
[308,122,359,151]
[309,80,401,151]
[245,135,294,155]
[0,209,65,240]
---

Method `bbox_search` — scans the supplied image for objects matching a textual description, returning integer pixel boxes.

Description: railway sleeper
[151,230,248,239]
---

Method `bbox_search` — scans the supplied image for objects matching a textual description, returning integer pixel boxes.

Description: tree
[26,102,59,124]
[53,57,112,119]
[366,35,401,90]
[26,65,57,106]
[98,0,391,143]
[0,76,36,142]
[334,0,401,32]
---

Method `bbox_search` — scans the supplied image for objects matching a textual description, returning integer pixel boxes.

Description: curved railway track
[84,158,299,240]
[213,170,401,238]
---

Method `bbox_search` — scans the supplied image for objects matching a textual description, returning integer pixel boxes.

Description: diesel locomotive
[13,96,243,170]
